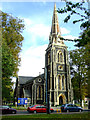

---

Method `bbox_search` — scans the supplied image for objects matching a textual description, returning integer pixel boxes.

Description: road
[2,109,90,116]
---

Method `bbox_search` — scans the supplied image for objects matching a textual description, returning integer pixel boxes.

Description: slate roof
[18,74,44,85]
[25,73,44,84]
[18,76,34,85]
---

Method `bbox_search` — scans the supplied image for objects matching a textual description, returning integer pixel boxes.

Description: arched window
[58,53,60,62]
[37,86,42,100]
[48,53,50,64]
[58,75,61,90]
[62,76,64,90]
[55,77,56,89]
[60,53,63,62]
[57,51,63,63]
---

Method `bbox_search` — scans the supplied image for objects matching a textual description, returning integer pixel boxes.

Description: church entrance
[58,94,66,105]
[59,96,63,105]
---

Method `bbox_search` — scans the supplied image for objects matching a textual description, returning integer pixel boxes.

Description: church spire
[51,3,61,36]
[49,3,65,45]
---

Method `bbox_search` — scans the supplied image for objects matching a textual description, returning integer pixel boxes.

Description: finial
[54,3,56,11]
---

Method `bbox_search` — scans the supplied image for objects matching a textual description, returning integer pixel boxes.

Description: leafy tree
[57,1,90,46]
[1,11,24,103]
[70,49,88,104]
[57,1,90,102]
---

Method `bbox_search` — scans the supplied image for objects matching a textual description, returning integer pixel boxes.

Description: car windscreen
[2,106,9,108]
[29,105,35,108]
[41,106,46,108]
[61,104,65,107]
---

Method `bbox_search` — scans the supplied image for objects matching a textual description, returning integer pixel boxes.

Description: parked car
[61,104,83,112]
[0,105,17,114]
[27,105,54,113]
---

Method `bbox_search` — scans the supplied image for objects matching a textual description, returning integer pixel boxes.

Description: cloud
[63,35,78,50]
[18,44,48,77]
[61,27,70,35]
[63,35,78,40]
[29,23,50,40]
[23,17,51,45]
[0,4,2,10]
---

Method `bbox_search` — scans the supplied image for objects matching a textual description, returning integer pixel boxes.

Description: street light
[45,67,50,114]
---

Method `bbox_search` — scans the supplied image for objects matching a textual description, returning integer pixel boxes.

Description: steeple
[49,3,64,45]
[51,3,61,36]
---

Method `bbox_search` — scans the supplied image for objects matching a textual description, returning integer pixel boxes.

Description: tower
[45,3,73,106]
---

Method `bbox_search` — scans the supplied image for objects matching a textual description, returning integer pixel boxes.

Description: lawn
[2,112,89,120]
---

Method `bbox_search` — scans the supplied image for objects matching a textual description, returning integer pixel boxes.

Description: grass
[11,106,27,110]
[2,112,89,120]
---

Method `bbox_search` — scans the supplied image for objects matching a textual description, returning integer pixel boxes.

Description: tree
[57,1,90,46]
[70,49,88,104]
[1,11,24,103]
[57,1,90,102]
[2,41,15,102]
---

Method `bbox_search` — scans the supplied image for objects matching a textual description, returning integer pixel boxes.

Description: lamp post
[47,92,50,114]
[45,67,50,114]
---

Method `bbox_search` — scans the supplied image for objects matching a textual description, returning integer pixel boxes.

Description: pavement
[51,106,90,112]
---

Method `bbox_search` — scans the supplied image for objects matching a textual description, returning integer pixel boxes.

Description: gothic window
[37,86,42,100]
[55,92,57,102]
[48,53,50,64]
[58,75,61,90]
[60,53,63,62]
[62,76,64,90]
[39,86,41,98]
[57,51,63,63]
[58,65,63,70]
[55,77,56,89]
[58,53,60,62]
[38,78,42,82]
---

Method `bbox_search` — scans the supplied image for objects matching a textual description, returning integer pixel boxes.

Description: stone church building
[14,4,73,106]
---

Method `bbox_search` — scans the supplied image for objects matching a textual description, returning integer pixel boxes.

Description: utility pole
[47,92,50,114]
[45,67,50,114]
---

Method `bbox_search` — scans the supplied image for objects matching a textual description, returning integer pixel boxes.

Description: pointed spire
[51,3,61,35]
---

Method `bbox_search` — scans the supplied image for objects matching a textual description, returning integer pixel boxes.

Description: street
[2,109,90,116]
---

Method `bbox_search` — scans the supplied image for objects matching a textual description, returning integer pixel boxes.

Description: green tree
[70,49,88,104]
[57,1,90,102]
[1,11,24,103]
[57,1,90,46]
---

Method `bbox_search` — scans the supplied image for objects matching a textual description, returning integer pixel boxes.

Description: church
[14,3,73,107]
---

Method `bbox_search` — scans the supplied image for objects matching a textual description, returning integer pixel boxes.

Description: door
[36,106,42,113]
[59,96,63,105]
[41,106,47,113]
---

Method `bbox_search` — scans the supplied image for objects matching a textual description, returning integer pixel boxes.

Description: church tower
[45,3,73,106]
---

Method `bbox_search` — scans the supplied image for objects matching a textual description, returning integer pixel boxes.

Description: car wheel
[34,111,37,114]
[28,110,31,113]
[50,110,51,113]
[79,109,82,112]
[67,110,69,113]
[12,111,16,114]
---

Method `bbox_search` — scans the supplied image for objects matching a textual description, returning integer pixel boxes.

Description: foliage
[70,49,88,101]
[2,41,14,102]
[1,11,24,76]
[57,1,90,46]
[57,1,90,101]
[1,11,24,102]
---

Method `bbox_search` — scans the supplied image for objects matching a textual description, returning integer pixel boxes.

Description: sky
[0,0,88,83]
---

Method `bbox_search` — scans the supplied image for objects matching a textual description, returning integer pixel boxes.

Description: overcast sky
[0,1,88,80]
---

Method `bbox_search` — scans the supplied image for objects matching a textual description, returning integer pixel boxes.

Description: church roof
[18,74,44,85]
[18,76,34,85]
[25,73,44,84]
